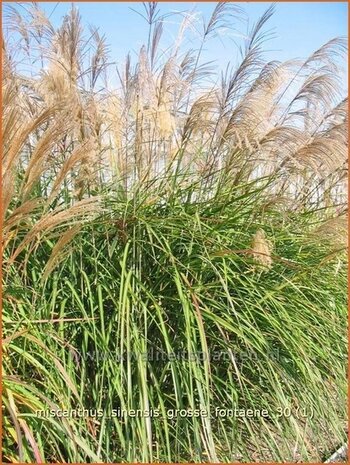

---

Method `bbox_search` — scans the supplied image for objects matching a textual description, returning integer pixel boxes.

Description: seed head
[251,228,273,269]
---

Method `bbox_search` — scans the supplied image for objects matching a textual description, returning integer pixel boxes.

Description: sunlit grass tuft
[2,2,347,462]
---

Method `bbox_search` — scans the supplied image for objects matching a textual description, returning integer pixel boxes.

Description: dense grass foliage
[2,2,348,462]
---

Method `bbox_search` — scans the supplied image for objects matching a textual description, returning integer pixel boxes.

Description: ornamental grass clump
[2,2,348,463]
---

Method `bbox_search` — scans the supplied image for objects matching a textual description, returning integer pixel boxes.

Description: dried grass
[2,2,347,263]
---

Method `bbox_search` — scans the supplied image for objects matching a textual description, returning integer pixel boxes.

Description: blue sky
[36,2,347,61]
[5,1,348,86]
